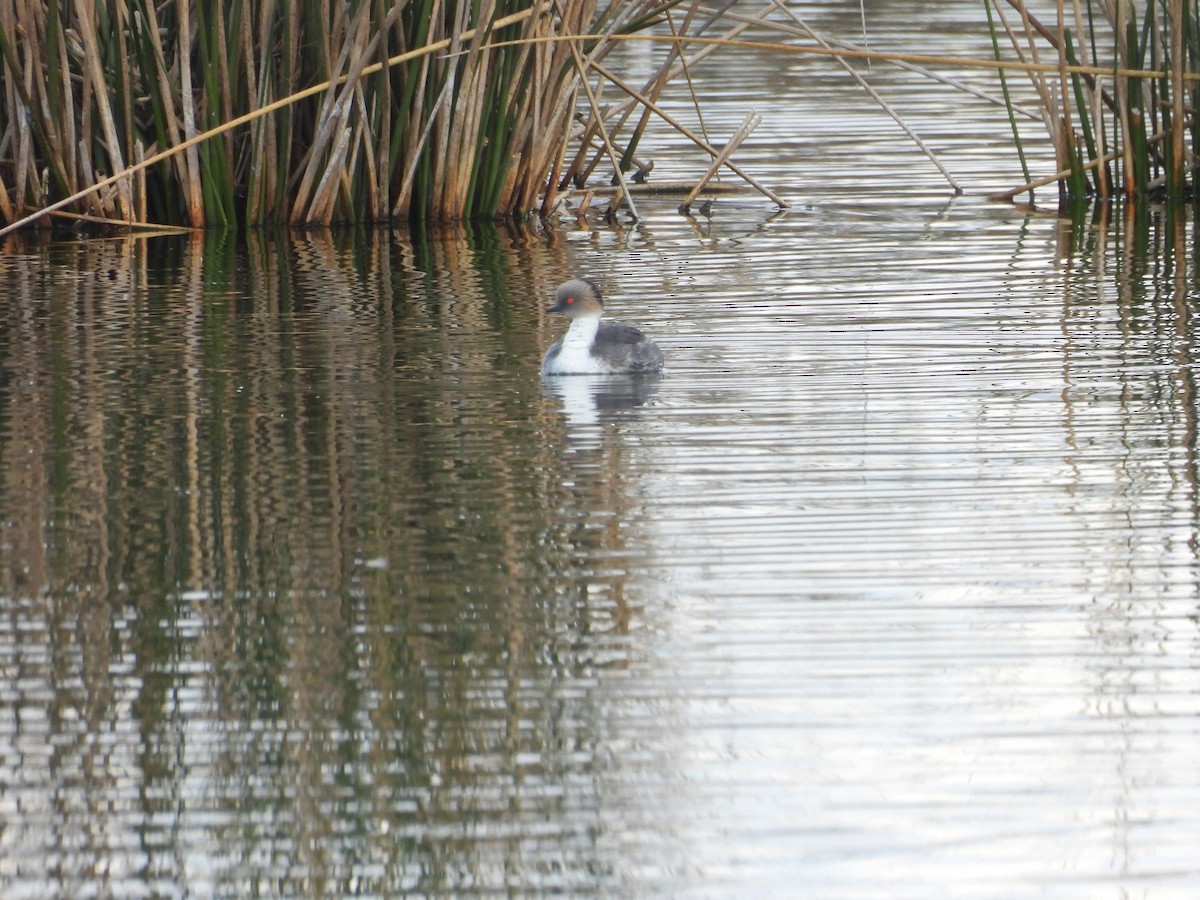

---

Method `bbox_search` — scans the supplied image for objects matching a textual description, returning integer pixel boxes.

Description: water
[4,4,1200,897]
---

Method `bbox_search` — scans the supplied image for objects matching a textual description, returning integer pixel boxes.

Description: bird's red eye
[565,296,574,304]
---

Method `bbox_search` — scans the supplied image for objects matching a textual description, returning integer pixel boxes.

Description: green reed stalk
[1166,0,1186,197]
[1146,2,1165,186]
[101,1,134,170]
[1126,11,1152,193]
[1082,0,1112,198]
[986,0,1032,187]
[1064,30,1099,194]
[195,1,234,225]
[469,13,518,216]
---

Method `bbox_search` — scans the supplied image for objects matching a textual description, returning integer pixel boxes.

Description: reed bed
[0,0,718,230]
[984,0,1199,205]
[1,1,1197,232]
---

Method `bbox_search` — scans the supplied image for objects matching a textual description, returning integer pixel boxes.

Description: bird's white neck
[561,314,601,352]
[549,314,607,373]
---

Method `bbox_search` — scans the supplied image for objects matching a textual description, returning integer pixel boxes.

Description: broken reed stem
[614,0,710,182]
[679,109,760,211]
[987,120,1185,201]
[588,58,787,206]
[989,142,1124,200]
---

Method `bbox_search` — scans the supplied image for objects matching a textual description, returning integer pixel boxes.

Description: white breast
[543,316,611,374]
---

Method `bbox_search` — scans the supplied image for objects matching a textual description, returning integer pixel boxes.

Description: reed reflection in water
[1,206,1199,896]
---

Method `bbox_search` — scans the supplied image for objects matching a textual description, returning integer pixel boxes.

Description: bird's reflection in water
[541,374,662,446]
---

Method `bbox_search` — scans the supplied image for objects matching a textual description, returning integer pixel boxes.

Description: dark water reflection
[1,226,666,896]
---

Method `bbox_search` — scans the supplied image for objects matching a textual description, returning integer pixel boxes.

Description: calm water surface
[4,3,1200,898]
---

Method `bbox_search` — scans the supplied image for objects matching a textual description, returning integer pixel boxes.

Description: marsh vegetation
[0,0,1195,233]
